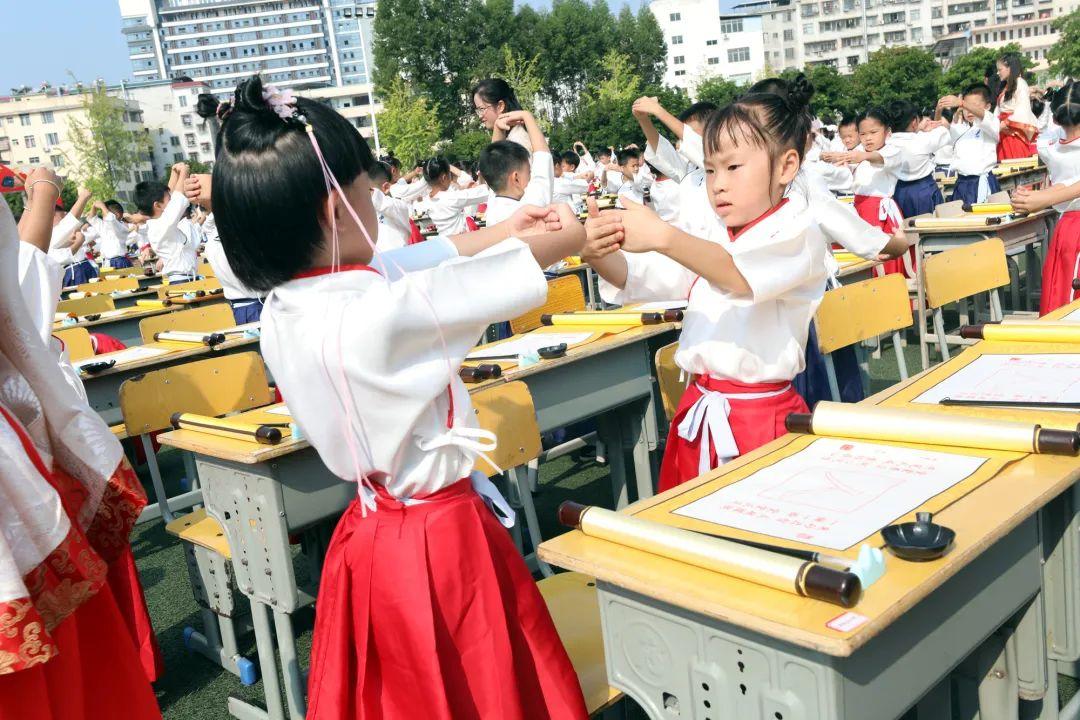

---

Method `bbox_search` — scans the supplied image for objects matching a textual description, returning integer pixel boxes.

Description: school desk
[1041,296,1080,322]
[911,209,1056,368]
[994,164,1049,193]
[157,321,678,720]
[82,336,260,428]
[60,288,158,309]
[52,305,176,347]
[538,353,1072,719]
[836,255,884,285]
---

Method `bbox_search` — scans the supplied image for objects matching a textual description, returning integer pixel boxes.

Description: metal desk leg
[597,415,629,509]
[243,601,287,720]
[273,609,307,720]
[917,240,930,370]
[625,397,655,503]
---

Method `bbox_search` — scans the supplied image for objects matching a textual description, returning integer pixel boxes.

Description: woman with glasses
[472,78,533,153]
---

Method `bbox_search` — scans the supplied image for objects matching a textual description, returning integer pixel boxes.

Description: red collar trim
[292,263,381,280]
[1060,135,1080,146]
[726,198,789,242]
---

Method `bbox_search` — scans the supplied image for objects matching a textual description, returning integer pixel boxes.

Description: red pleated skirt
[658,378,808,492]
[306,479,588,720]
[1040,211,1080,315]
[108,545,164,682]
[854,195,912,277]
[0,583,161,720]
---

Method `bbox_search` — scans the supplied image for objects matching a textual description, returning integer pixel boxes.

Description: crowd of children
[1,57,1078,719]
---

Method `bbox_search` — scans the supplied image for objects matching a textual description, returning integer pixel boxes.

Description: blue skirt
[63,260,99,287]
[229,299,263,325]
[893,174,944,219]
[950,172,1001,206]
[795,321,866,407]
[108,256,134,269]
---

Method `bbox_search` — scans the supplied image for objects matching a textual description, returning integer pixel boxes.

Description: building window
[674,55,685,64]
[170,136,180,147]
[51,155,64,167]
[19,114,30,126]
[179,95,188,107]
[671,35,683,44]
[720,18,744,33]
[727,47,751,62]
[24,136,35,148]
[45,132,59,145]
[669,12,681,20]
[911,8,921,19]
[184,133,196,147]
[28,157,39,164]
[182,114,193,127]
[706,39,718,45]
[785,47,795,59]
[41,111,54,124]
[708,57,720,64]
[784,29,794,40]
[201,142,212,153]
[804,23,815,34]
[674,70,687,76]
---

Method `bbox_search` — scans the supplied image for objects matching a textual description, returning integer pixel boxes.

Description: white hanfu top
[1038,135,1080,213]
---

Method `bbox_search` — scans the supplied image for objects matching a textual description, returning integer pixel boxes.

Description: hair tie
[262,84,305,124]
[216,104,233,122]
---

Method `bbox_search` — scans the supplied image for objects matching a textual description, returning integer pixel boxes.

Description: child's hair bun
[196,93,220,121]
[786,73,815,110]
[1051,80,1080,129]
[233,75,272,117]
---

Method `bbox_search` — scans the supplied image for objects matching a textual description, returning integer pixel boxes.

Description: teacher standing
[995,53,1039,160]
[472,78,533,152]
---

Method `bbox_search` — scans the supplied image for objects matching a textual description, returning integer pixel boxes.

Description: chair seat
[165,508,232,559]
[538,572,622,716]
[110,423,128,440]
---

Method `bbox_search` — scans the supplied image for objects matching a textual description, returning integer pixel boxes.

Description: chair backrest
[470,380,542,476]
[119,351,274,436]
[57,294,116,316]
[815,274,914,353]
[76,277,139,295]
[53,327,95,361]
[923,237,1009,310]
[197,261,215,278]
[653,341,685,423]
[138,303,236,344]
[158,277,222,298]
[509,275,586,335]
[933,200,965,218]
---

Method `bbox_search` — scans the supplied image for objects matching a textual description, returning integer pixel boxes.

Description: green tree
[1050,9,1080,79]
[614,6,667,88]
[162,159,212,184]
[695,75,745,108]
[802,63,854,121]
[67,84,149,200]
[445,128,491,162]
[539,0,618,119]
[376,79,441,167]
[940,44,1032,95]
[849,47,942,112]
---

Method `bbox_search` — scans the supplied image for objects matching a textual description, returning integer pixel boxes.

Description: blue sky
[1,0,647,94]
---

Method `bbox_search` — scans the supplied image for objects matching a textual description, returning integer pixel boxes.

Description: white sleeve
[879,143,903,172]
[390,178,430,202]
[579,152,596,172]
[920,126,952,154]
[521,151,554,207]
[679,125,706,170]
[979,112,1001,142]
[948,121,970,143]
[598,250,696,305]
[555,177,590,195]
[644,135,690,182]
[149,193,191,251]
[18,242,65,344]
[440,184,492,210]
[49,213,80,250]
[373,189,413,234]
[732,224,824,304]
[370,236,458,280]
[814,195,889,259]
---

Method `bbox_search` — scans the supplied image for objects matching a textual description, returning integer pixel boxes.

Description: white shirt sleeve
[598,250,696,305]
[979,111,1001,142]
[390,178,430,203]
[879,143,903,172]
[679,125,706,170]
[732,220,823,304]
[521,151,554,207]
[438,184,492,211]
[49,213,81,250]
[920,126,953,155]
[370,236,459,280]
[18,242,65,345]
[948,120,971,143]
[812,189,889,259]
[644,135,690,182]
[148,192,191,252]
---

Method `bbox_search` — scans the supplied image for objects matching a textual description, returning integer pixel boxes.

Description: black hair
[1052,80,1080,129]
[382,154,401,170]
[856,107,891,131]
[962,83,993,106]
[478,141,530,193]
[134,180,170,215]
[471,78,522,114]
[616,147,642,165]
[53,205,68,216]
[645,160,667,180]
[941,107,955,123]
[196,93,222,122]
[597,147,613,159]
[210,74,375,292]
[105,199,124,214]
[678,101,718,126]
[838,115,858,129]
[422,157,451,184]
[885,100,918,133]
[1031,96,1045,119]
[368,160,392,186]
[560,151,581,169]
[747,77,789,96]
[998,53,1023,102]
[703,73,814,165]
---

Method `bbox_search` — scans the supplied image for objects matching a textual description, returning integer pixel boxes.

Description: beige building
[0,87,155,202]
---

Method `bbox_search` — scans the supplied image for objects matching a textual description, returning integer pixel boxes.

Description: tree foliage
[695,76,746,109]
[67,84,149,200]
[375,79,441,167]
[1050,9,1080,79]
[849,47,943,112]
[940,44,1032,95]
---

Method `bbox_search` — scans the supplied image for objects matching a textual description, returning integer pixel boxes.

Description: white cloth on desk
[484,151,554,226]
[1038,135,1080,213]
[261,237,547,502]
[890,127,952,180]
[599,193,827,383]
[949,113,1000,177]
[147,192,197,278]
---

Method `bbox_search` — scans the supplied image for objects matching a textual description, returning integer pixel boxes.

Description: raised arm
[19,168,63,253]
[449,203,583,268]
[632,97,663,153]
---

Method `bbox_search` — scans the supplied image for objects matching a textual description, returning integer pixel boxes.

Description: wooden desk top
[539,336,1080,658]
[909,208,1053,236]
[167,293,227,306]
[837,257,882,278]
[1042,298,1080,322]
[158,322,677,464]
[80,336,258,381]
[53,305,174,332]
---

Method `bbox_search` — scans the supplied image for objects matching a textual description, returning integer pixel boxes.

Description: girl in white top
[995,53,1040,160]
[419,157,489,236]
[938,84,1002,205]
[584,78,826,492]
[1024,81,1080,314]
[883,100,949,220]
[196,76,588,720]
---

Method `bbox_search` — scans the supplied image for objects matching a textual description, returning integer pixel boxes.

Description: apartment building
[121,79,218,176]
[652,0,768,91]
[0,88,155,201]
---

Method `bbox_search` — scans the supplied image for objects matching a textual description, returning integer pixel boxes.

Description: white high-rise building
[652,0,768,91]
[120,78,218,176]
[117,0,377,98]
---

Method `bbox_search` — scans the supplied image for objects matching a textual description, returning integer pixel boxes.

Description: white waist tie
[977,173,992,204]
[357,425,517,528]
[878,197,903,228]
[676,382,792,476]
